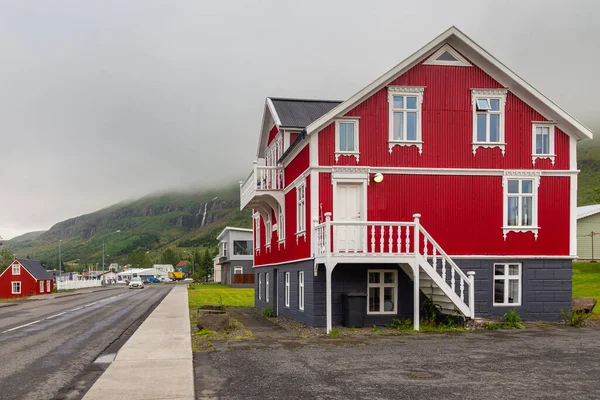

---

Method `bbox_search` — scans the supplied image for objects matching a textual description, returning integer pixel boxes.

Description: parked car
[129,277,144,289]
[145,277,160,284]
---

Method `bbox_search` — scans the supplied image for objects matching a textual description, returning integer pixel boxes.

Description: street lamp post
[183,251,194,275]
[59,240,62,280]
[102,230,121,274]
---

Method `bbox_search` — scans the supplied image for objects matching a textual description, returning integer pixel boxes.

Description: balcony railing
[240,163,284,209]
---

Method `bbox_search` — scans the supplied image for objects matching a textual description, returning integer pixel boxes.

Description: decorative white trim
[570,136,578,257]
[423,43,472,67]
[313,165,578,177]
[531,123,556,165]
[283,170,310,195]
[472,88,507,156]
[449,255,575,259]
[492,263,522,306]
[502,172,541,239]
[388,86,425,155]
[334,119,360,162]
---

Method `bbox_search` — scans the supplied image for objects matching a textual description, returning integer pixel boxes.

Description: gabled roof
[176,260,188,267]
[305,26,593,142]
[216,226,253,241]
[577,205,600,220]
[268,98,341,129]
[15,259,52,280]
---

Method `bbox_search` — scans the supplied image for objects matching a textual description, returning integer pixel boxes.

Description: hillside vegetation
[4,184,251,269]
[578,129,600,205]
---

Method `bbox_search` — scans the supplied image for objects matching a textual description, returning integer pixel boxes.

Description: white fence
[56,279,102,291]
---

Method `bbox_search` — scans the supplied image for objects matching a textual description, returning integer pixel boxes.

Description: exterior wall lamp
[373,173,384,183]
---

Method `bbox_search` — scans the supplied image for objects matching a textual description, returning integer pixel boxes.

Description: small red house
[0,259,54,298]
[241,27,593,332]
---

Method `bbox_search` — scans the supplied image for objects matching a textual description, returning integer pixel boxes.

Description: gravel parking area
[194,327,600,399]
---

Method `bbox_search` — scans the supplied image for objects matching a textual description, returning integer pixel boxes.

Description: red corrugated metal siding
[267,125,278,146]
[285,145,309,185]
[254,176,311,265]
[0,266,39,298]
[317,172,569,256]
[318,61,570,170]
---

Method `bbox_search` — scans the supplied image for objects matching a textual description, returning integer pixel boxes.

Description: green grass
[188,284,254,308]
[573,262,600,313]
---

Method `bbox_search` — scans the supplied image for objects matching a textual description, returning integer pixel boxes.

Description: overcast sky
[1,0,599,239]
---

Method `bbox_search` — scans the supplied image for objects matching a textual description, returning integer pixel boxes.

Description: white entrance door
[335,182,364,252]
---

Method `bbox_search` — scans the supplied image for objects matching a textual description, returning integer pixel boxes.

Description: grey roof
[269,98,341,128]
[16,259,53,280]
[577,204,600,219]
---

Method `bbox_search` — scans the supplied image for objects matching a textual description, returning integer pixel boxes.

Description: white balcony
[240,161,284,212]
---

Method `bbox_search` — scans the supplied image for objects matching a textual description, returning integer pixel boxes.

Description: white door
[335,182,364,252]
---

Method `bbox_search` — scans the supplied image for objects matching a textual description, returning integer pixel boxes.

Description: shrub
[386,318,413,331]
[371,324,382,334]
[421,297,442,324]
[560,309,591,328]
[501,309,525,329]
[484,322,500,330]
[262,305,276,318]
[328,328,342,337]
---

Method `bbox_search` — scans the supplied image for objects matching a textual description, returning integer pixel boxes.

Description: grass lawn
[572,262,600,314]
[188,283,254,308]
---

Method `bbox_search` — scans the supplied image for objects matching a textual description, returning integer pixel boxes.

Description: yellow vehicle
[169,271,186,281]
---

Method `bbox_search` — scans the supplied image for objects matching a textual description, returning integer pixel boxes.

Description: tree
[160,248,178,266]
[0,249,14,273]
[127,249,151,269]
[199,248,213,278]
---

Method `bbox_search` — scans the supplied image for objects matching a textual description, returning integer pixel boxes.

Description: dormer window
[472,89,507,155]
[335,119,359,162]
[532,123,555,165]
[388,86,425,154]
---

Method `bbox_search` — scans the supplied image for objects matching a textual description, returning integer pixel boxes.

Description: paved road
[195,326,600,399]
[0,285,172,400]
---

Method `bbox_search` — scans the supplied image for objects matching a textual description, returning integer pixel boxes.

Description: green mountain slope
[4,184,251,269]
[578,126,600,205]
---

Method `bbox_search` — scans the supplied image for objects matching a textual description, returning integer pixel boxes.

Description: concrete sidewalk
[83,285,194,400]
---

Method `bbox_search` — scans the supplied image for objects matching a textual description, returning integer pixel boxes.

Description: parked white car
[129,277,144,289]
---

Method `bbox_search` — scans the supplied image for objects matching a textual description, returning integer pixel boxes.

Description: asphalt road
[195,326,600,399]
[0,285,172,400]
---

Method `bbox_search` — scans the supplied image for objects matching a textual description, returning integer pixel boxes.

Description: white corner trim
[531,123,556,165]
[570,136,578,256]
[423,43,472,67]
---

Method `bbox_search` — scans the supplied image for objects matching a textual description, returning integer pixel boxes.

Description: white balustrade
[239,161,284,208]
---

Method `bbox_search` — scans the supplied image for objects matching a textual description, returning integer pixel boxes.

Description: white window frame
[493,263,522,306]
[284,272,290,308]
[258,273,262,300]
[47,280,51,292]
[471,89,508,155]
[12,263,20,275]
[233,266,244,274]
[532,123,556,165]
[265,272,270,303]
[254,214,261,252]
[12,281,21,294]
[334,118,360,162]
[502,173,540,240]
[277,204,285,245]
[40,280,44,293]
[298,271,304,311]
[367,269,398,315]
[296,181,306,241]
[265,216,272,249]
[222,241,227,258]
[388,86,425,154]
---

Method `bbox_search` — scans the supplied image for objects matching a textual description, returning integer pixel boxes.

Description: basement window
[493,263,521,306]
[367,270,397,315]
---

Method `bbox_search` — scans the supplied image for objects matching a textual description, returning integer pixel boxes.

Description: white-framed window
[503,174,540,239]
[285,272,290,308]
[258,273,262,300]
[494,263,522,306]
[532,123,556,165]
[265,216,272,248]
[40,281,44,293]
[472,89,507,155]
[335,119,360,162]
[254,214,261,251]
[298,271,304,311]
[222,242,227,257]
[277,204,285,242]
[12,281,21,294]
[388,86,424,154]
[47,280,51,292]
[296,181,306,235]
[12,263,20,275]
[367,270,397,314]
[234,266,243,274]
[265,272,270,303]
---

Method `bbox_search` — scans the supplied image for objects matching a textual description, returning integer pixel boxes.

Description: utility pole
[59,240,62,280]
[102,230,121,274]
[585,231,600,261]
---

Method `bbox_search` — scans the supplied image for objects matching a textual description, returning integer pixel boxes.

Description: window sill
[502,226,539,240]
[472,142,506,156]
[296,231,306,244]
[388,140,423,155]
[532,154,556,165]
[367,311,398,316]
[335,151,360,163]
[493,303,522,307]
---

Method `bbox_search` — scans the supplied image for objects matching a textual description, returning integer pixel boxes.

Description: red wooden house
[240,27,593,332]
[0,259,54,298]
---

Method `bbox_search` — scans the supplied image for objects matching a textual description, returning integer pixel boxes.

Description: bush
[385,318,413,331]
[501,309,525,329]
[328,328,342,337]
[371,324,382,334]
[262,305,276,318]
[560,309,591,328]
[421,297,442,324]
[484,322,501,330]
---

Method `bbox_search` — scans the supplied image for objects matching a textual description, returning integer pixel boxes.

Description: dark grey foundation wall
[454,258,572,321]
[222,259,254,287]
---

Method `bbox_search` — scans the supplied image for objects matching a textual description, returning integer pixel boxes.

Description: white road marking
[1,320,42,334]
[46,312,67,319]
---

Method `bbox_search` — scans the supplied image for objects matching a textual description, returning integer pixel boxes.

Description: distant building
[212,257,221,283]
[216,227,254,287]
[577,205,600,261]
[0,259,54,298]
